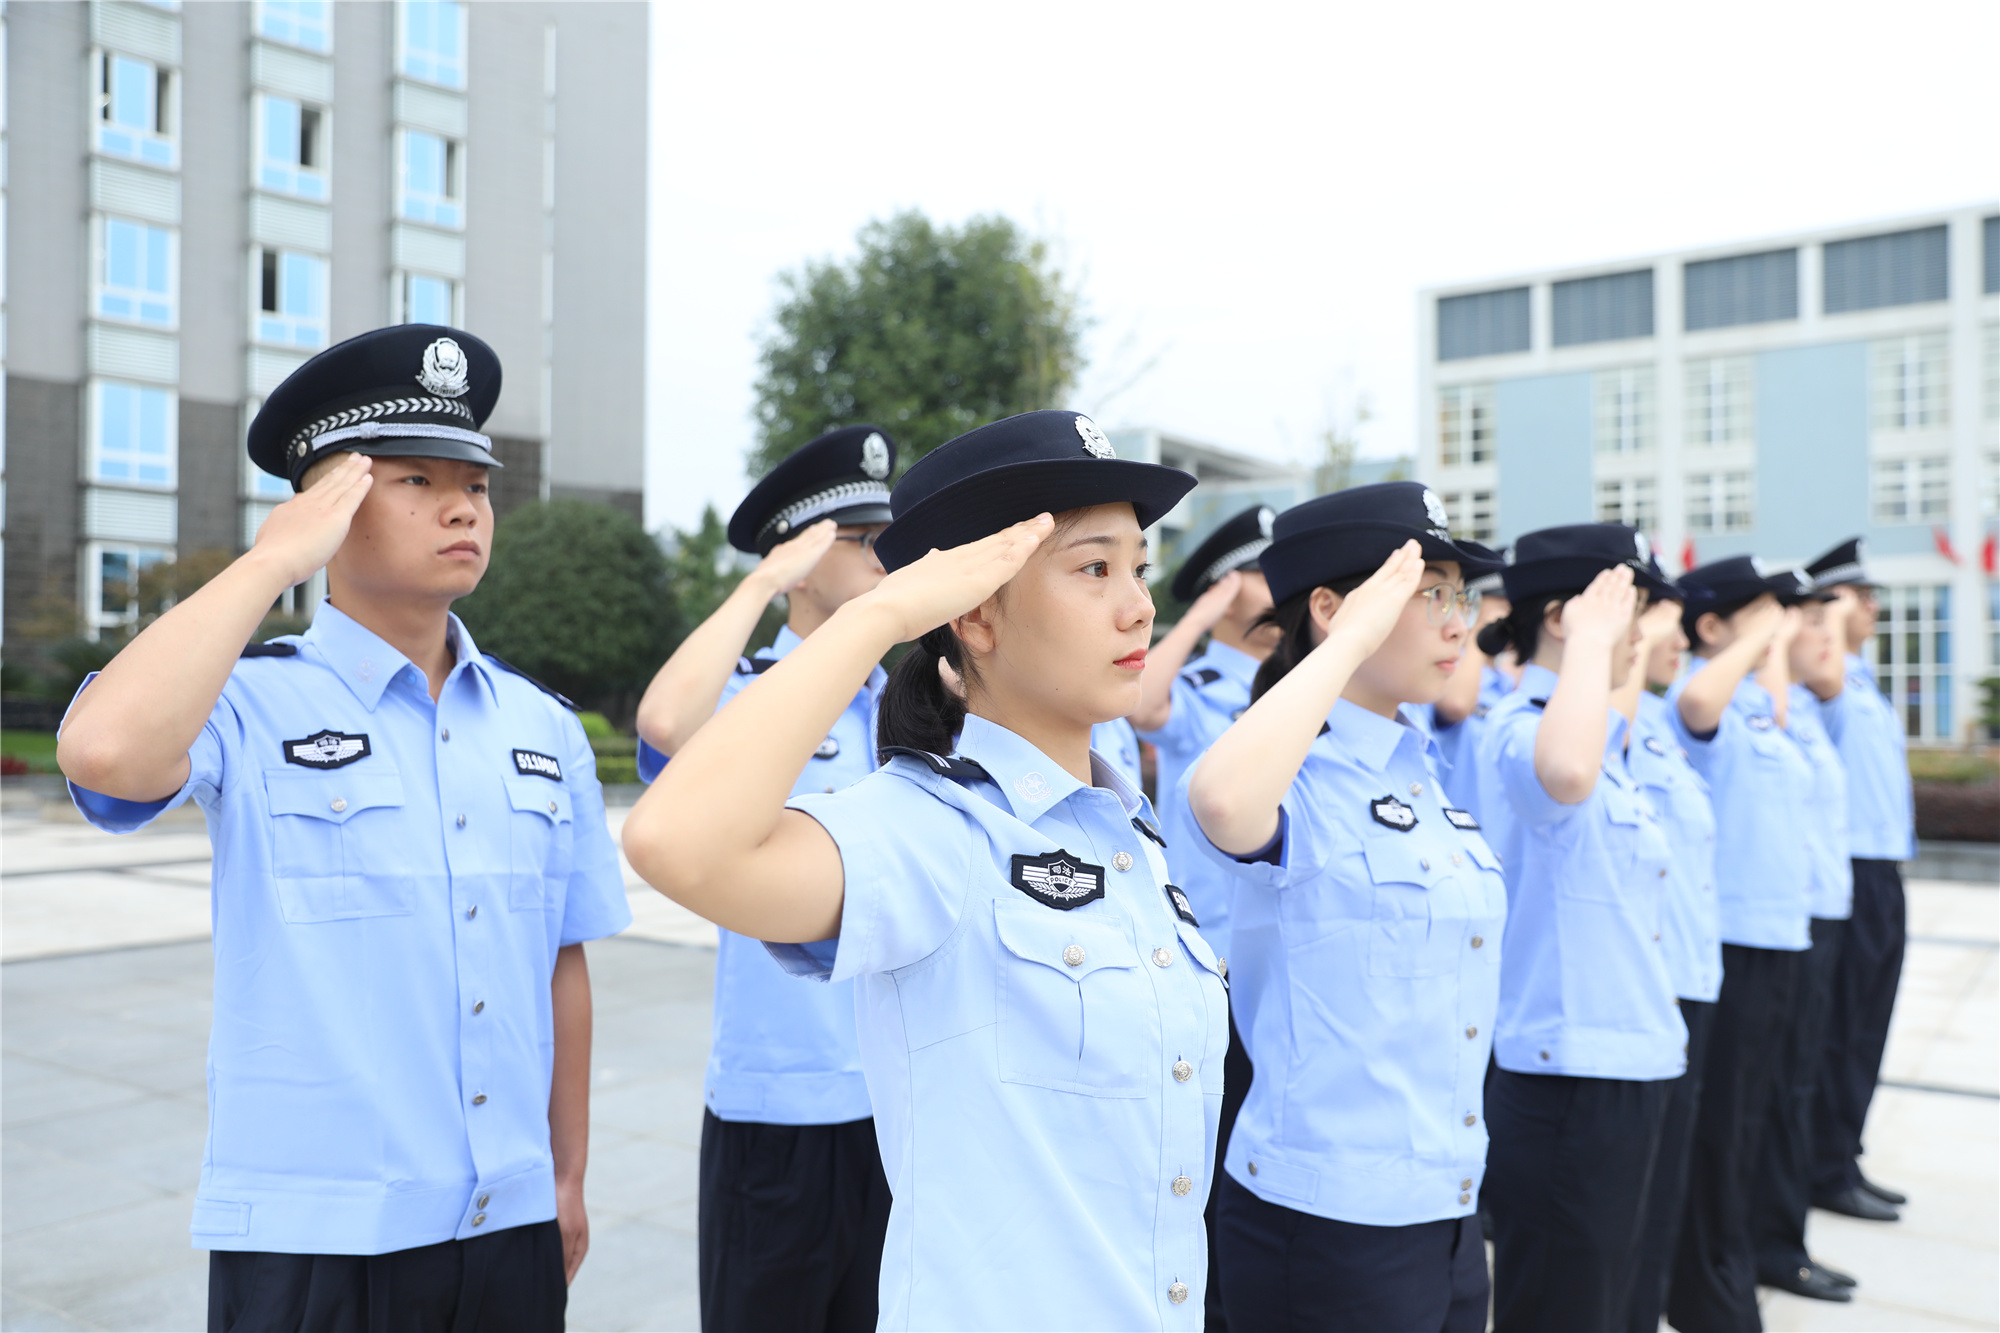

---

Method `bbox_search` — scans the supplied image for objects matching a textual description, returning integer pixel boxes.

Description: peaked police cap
[1170,503,1277,602]
[728,425,897,555]
[248,324,502,490]
[1806,537,1873,591]
[1501,523,1679,603]
[872,411,1195,572]
[1258,482,1501,605]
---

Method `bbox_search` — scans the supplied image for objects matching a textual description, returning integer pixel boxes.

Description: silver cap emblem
[1075,416,1114,459]
[1258,506,1275,538]
[1634,530,1651,562]
[1422,488,1450,531]
[417,338,471,398]
[860,432,890,480]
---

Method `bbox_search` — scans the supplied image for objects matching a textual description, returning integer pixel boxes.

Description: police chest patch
[512,749,563,781]
[1644,736,1668,756]
[1370,795,1418,832]
[814,736,840,760]
[1010,850,1105,910]
[283,730,370,769]
[1443,807,1480,831]
[1164,884,1200,926]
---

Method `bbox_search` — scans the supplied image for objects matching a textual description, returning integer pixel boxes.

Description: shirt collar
[1322,696,1433,775]
[1847,652,1877,686]
[761,622,888,694]
[303,599,491,710]
[954,713,1135,821]
[1198,638,1262,686]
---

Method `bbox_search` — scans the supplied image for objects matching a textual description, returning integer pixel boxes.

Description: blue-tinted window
[99,218,176,326]
[259,0,330,51]
[258,95,327,199]
[1437,287,1530,361]
[1684,248,1797,330]
[1552,269,1653,346]
[400,131,462,228]
[404,273,455,324]
[94,382,176,486]
[1824,226,1948,314]
[258,249,328,348]
[401,0,466,89]
[96,53,176,167]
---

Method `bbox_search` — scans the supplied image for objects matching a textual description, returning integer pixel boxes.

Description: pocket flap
[1175,919,1226,980]
[264,768,403,823]
[1464,838,1502,872]
[993,900,1140,980]
[506,777,571,823]
[1361,836,1433,887]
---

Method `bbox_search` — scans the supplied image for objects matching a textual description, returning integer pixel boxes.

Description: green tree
[660,503,786,656]
[454,499,675,716]
[750,210,1086,475]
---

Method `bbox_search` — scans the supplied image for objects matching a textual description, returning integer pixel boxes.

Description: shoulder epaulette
[879,745,991,782]
[1181,667,1223,688]
[240,641,298,658]
[1132,816,1168,848]
[483,653,579,711]
[1528,697,1549,710]
[734,656,780,676]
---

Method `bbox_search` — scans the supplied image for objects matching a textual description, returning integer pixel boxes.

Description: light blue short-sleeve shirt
[1479,664,1687,1081]
[1422,664,1514,831]
[1663,669,1813,951]
[1823,654,1916,861]
[65,602,631,1255]
[1179,699,1505,1227]
[1789,684,1853,920]
[1631,692,1722,1002]
[777,714,1229,1331]
[1135,639,1260,956]
[637,625,882,1125]
[1092,716,1146,796]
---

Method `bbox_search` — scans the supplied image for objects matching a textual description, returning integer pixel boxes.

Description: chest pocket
[264,768,410,923]
[992,900,1157,1098]
[1174,920,1231,1093]
[1567,778,1648,905]
[506,777,574,910]
[1363,837,1463,979]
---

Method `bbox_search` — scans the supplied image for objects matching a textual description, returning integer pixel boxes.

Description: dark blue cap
[1679,555,1825,612]
[873,411,1195,573]
[1170,503,1276,602]
[1806,537,1873,591]
[1502,524,1679,602]
[729,425,897,555]
[249,324,502,490]
[1257,482,1502,605]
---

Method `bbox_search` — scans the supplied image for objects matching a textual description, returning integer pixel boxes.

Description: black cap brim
[874,459,1195,572]
[1261,523,1493,605]
[1502,555,1677,603]
[338,435,502,474]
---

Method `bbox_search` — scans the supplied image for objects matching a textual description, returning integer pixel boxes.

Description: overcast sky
[642,0,1996,534]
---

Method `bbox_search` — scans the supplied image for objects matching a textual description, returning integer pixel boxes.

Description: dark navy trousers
[1813,859,1907,1197]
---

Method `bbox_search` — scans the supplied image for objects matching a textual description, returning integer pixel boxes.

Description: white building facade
[1418,206,2000,743]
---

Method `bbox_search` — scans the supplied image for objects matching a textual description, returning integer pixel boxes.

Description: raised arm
[1188,542,1425,855]
[1757,607,1801,730]
[633,519,836,759]
[621,516,1054,943]
[1676,599,1782,737]
[1127,571,1242,731]
[1533,566,1635,805]
[1610,599,1682,728]
[58,454,374,801]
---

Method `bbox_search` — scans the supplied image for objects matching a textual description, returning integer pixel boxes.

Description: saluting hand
[1184,569,1244,630]
[865,514,1055,642]
[250,452,374,588]
[750,519,839,596]
[1635,598,1682,647]
[1319,539,1427,660]
[1559,565,1638,646]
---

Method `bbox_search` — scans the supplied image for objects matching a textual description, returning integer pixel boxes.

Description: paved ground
[2,793,1994,1331]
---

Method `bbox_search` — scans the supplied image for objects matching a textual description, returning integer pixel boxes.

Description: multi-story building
[2,0,648,645]
[1418,206,1999,743]
[1108,425,1312,574]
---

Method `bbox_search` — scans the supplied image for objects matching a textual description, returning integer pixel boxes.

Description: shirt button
[1247,1161,1258,1176]
[1451,851,1463,867]
[1658,868,1668,878]
[1218,957,1227,978]
[441,728,450,742]
[330,798,348,813]
[472,1212,486,1226]
[1173,1060,1194,1083]
[1420,857,1431,871]
[1464,1113,1477,1126]
[478,1193,490,1208]
[473,1000,484,1014]
[1539,1051,1551,1062]
[466,905,477,919]
[1168,1282,1189,1305]
[1465,1026,1477,1039]
[1062,944,1086,968]
[1461,1177,1473,1189]
[1112,851,1134,872]
[1171,1175,1194,1197]
[1459,1192,1472,1205]
[824,786,834,794]
[1470,936,1483,949]
[457,814,467,828]
[472,1093,487,1105]
[548,800,559,814]
[1409,782,1423,796]
[1152,947,1173,968]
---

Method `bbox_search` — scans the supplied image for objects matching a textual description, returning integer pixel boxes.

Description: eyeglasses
[1417,583,1481,627]
[833,530,885,552]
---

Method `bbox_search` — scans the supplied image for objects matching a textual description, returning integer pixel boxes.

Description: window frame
[1684,355,1755,449]
[393,270,462,326]
[1437,382,1496,468]
[397,0,468,89]
[1684,469,1754,535]
[92,48,180,169]
[396,127,466,230]
[1592,365,1656,456]
[257,0,333,53]
[253,92,331,200]
[1870,332,1952,433]
[87,379,180,491]
[251,246,331,350]
[83,540,176,636]
[1871,583,1954,741]
[93,214,180,330]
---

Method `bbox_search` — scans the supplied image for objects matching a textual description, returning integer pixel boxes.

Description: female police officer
[1178,483,1506,1333]
[1471,524,1686,1333]
[57,326,631,1331]
[623,411,1424,1329]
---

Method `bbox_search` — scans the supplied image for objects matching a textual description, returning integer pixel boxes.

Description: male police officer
[632,426,897,1333]
[57,325,630,1332]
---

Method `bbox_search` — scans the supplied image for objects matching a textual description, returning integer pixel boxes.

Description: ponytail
[876,626,971,760]
[1248,571,1371,704]
[1476,593,1568,663]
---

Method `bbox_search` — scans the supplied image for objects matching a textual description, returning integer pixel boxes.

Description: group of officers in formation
[52,322,1917,1333]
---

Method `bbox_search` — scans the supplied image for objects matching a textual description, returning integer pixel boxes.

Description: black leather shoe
[1814,1186,1900,1221]
[1762,1265,1854,1302]
[1858,1173,1908,1206]
[1813,1259,1858,1287]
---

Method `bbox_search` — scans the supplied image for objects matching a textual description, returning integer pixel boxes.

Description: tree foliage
[660,503,786,656]
[454,499,675,714]
[750,211,1086,475]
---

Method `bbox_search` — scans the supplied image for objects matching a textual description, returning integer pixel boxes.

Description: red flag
[1982,529,1997,577]
[1679,536,1697,574]
[1933,526,1962,566]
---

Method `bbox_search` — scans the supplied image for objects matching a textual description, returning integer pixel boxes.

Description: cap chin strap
[1467,572,1505,596]
[1194,538,1270,595]
[1811,561,1869,590]
[758,480,893,546]
[311,421,494,453]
